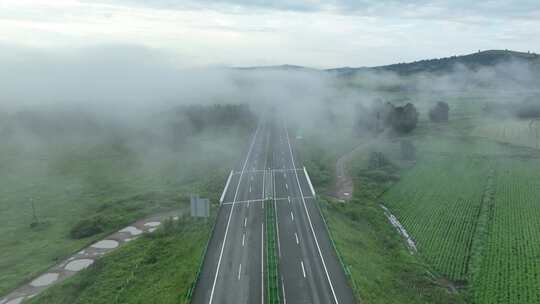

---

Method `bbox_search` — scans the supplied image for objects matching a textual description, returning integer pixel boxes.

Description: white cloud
[0,0,539,68]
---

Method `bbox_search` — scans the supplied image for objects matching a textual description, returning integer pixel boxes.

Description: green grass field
[0,130,245,297]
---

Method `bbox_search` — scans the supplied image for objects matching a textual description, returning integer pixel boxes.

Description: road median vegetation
[265,199,281,304]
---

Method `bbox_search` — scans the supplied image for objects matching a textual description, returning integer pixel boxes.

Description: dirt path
[333,141,372,201]
[0,210,184,304]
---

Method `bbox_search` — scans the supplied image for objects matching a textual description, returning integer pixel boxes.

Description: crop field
[381,118,540,303]
[473,159,540,304]
[382,153,489,281]
[473,119,540,149]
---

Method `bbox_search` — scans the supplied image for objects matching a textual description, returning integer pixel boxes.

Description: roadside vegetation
[27,216,213,304]
[296,126,465,304]
[0,104,255,298]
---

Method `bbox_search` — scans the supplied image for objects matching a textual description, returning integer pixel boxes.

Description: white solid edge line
[219,170,234,204]
[274,170,282,258]
[281,276,287,304]
[285,122,340,304]
[261,223,264,304]
[262,168,266,201]
[208,122,261,304]
[303,166,317,198]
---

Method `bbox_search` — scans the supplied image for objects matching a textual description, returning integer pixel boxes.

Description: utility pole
[529,119,539,149]
[30,197,39,225]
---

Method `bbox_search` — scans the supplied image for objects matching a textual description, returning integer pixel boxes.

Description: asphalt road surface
[191,116,355,304]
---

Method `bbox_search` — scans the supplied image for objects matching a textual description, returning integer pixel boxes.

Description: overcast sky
[1,0,540,68]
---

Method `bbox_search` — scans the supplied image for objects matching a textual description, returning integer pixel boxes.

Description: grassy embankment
[28,216,212,304]
[0,136,238,297]
[0,105,254,300]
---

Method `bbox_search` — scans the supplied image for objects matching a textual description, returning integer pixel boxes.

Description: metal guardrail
[185,207,221,303]
[301,166,361,300]
[316,199,362,302]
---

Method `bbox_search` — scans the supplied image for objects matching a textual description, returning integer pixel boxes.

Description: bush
[69,216,105,239]
[516,101,540,119]
[429,101,450,122]
[389,103,419,133]
[362,170,400,183]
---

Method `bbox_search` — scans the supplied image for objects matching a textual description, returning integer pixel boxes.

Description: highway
[191,115,356,304]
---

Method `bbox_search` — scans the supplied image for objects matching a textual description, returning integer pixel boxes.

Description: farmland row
[383,155,490,281]
[473,159,540,304]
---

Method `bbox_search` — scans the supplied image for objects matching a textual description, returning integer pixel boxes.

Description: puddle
[30,273,59,287]
[119,226,143,236]
[65,259,94,272]
[91,240,119,249]
[144,221,161,228]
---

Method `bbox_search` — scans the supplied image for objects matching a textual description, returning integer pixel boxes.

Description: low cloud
[101,0,540,19]
[1,44,538,120]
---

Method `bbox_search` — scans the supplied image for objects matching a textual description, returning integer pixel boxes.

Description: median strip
[265,199,281,304]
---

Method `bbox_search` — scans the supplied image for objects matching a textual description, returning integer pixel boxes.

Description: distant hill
[239,50,540,76]
[234,64,317,72]
[328,50,540,76]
